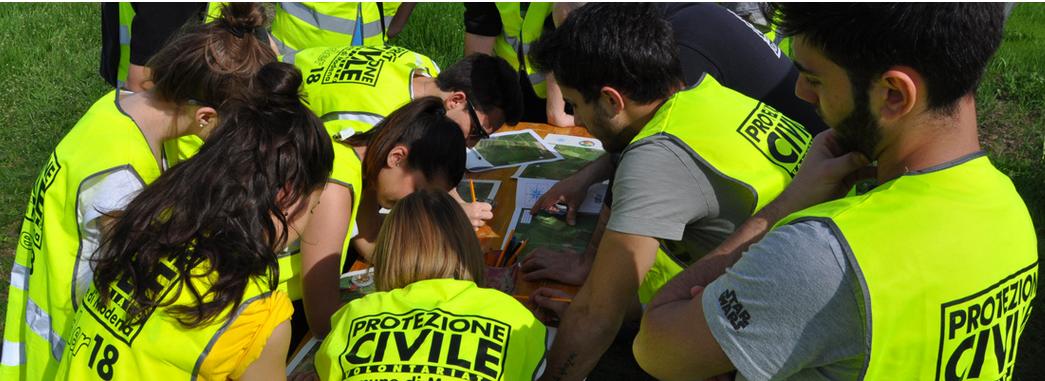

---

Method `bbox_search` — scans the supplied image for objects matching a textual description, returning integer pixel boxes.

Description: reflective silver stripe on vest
[1,340,24,366]
[25,297,65,361]
[282,48,298,65]
[321,111,385,127]
[281,2,355,35]
[271,33,296,56]
[361,16,393,40]
[502,32,521,50]
[119,25,130,45]
[528,71,546,86]
[10,263,28,291]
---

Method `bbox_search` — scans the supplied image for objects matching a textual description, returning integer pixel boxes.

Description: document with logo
[513,134,605,180]
[466,129,563,172]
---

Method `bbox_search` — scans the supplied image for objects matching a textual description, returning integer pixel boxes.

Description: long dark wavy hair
[93,62,334,328]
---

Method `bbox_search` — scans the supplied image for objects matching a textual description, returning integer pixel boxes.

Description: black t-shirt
[604,4,828,208]
[661,3,827,134]
[464,3,556,38]
[464,3,558,123]
[100,3,207,87]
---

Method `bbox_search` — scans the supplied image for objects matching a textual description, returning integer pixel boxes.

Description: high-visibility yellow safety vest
[271,2,400,55]
[56,257,274,380]
[629,75,812,303]
[775,154,1038,379]
[1,91,162,380]
[316,279,547,381]
[493,2,552,99]
[115,3,134,89]
[764,24,792,58]
[285,44,440,136]
[273,44,437,300]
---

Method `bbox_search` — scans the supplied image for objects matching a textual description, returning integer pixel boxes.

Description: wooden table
[465,122,589,298]
[468,122,593,249]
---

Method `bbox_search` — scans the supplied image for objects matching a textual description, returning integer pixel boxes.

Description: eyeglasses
[465,99,490,141]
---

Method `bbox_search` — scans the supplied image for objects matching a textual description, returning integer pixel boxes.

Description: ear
[194,106,219,130]
[599,86,626,115]
[444,91,467,110]
[386,144,409,169]
[875,68,919,123]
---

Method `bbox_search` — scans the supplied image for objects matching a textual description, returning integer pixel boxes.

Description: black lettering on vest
[21,151,61,258]
[342,309,512,380]
[324,47,385,86]
[474,338,502,378]
[945,334,975,381]
[446,334,471,368]
[428,330,444,363]
[345,332,376,364]
[372,331,390,362]
[936,263,1037,380]
[395,329,430,361]
[949,310,966,340]
[736,103,810,177]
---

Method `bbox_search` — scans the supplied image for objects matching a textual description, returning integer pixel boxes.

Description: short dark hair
[768,3,1005,113]
[436,54,523,125]
[529,3,683,104]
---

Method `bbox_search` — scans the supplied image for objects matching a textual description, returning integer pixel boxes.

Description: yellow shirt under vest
[56,258,291,380]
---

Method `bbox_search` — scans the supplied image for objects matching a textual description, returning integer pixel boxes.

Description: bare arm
[464,32,495,56]
[386,2,416,39]
[299,182,353,338]
[349,190,383,262]
[238,320,291,381]
[448,186,494,228]
[538,230,660,381]
[648,130,872,310]
[124,64,151,92]
[634,287,732,380]
[544,73,575,127]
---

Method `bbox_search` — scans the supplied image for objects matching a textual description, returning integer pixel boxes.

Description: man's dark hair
[436,54,523,125]
[768,3,1005,114]
[529,3,683,104]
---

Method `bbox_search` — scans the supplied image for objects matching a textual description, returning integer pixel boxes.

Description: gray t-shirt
[702,220,867,380]
[607,135,756,263]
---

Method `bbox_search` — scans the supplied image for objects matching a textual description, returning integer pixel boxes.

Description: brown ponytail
[147,2,277,108]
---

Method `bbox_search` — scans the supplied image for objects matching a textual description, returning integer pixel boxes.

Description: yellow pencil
[515,295,573,303]
[496,230,516,266]
[469,179,477,203]
[503,239,528,267]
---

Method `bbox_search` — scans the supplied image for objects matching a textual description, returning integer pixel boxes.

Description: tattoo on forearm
[550,353,579,381]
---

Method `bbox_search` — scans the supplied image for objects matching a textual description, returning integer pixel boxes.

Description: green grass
[0,3,1043,379]
[389,3,465,70]
[980,6,1045,379]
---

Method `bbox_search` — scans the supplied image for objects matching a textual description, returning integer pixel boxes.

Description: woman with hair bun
[0,4,279,379]
[315,190,547,381]
[57,62,333,381]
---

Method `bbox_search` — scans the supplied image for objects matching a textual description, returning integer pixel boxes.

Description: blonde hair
[372,190,485,291]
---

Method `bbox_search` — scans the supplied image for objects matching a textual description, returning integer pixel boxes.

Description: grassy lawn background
[0,3,1041,378]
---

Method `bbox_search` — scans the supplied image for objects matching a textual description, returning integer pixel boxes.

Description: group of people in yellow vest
[2,2,1037,381]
